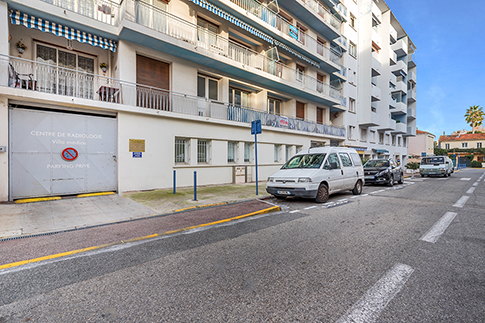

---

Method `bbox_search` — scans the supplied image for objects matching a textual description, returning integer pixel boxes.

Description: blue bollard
[173,170,176,194]
[193,171,197,201]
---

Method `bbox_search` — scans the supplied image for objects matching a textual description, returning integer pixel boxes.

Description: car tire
[315,183,329,203]
[352,180,363,195]
[398,173,404,184]
[420,174,425,178]
[387,175,394,187]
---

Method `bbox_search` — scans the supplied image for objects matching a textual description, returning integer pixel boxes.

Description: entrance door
[9,107,117,200]
[136,55,170,110]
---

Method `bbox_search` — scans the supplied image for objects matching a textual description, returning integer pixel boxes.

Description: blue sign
[133,152,142,158]
[421,152,426,157]
[289,24,299,40]
[251,120,262,134]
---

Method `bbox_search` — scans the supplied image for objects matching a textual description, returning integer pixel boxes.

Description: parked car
[266,147,364,203]
[363,158,403,186]
[419,156,454,177]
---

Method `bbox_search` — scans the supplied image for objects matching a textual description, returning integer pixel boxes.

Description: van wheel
[352,180,363,195]
[315,184,329,203]
[398,173,404,184]
[387,175,394,187]
[420,174,425,178]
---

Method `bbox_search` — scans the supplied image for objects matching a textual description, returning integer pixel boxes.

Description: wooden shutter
[317,107,323,124]
[136,55,170,110]
[296,101,305,119]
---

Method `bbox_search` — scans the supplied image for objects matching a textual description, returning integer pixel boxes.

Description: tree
[464,105,485,134]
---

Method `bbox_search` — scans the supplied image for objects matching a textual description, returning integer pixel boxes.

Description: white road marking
[338,199,348,202]
[408,182,416,184]
[335,263,414,323]
[473,182,479,187]
[466,187,476,194]
[420,212,458,243]
[437,178,448,180]
[289,210,301,213]
[461,178,471,181]
[361,194,369,197]
[304,206,317,210]
[350,196,360,199]
[371,190,385,194]
[453,196,470,208]
[323,202,333,206]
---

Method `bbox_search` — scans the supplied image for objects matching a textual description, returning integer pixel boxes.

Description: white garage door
[9,107,117,199]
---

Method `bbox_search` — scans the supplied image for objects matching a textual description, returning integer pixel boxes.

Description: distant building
[407,129,435,162]
[439,133,485,163]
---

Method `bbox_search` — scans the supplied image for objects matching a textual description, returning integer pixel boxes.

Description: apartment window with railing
[197,17,219,48]
[175,138,188,163]
[197,75,218,100]
[197,139,210,163]
[244,142,252,162]
[349,42,357,58]
[229,87,249,107]
[268,98,281,115]
[296,64,305,82]
[228,141,237,163]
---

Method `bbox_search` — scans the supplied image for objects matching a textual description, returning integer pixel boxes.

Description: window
[445,143,450,149]
[370,130,376,143]
[268,98,281,115]
[392,135,396,146]
[197,140,209,163]
[197,75,218,100]
[296,64,305,82]
[339,153,353,167]
[478,142,482,148]
[360,128,367,142]
[285,145,292,161]
[317,107,324,124]
[274,144,280,162]
[283,153,326,169]
[244,142,252,162]
[379,132,384,144]
[350,152,362,166]
[462,143,468,148]
[175,138,188,163]
[349,42,357,58]
[386,134,390,145]
[324,153,341,169]
[403,137,407,147]
[348,125,356,140]
[398,137,402,147]
[229,87,250,107]
[350,14,356,28]
[296,146,303,154]
[349,98,356,113]
[197,17,219,48]
[228,142,236,163]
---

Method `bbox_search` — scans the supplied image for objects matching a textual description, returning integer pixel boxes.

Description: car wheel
[420,174,424,178]
[352,180,363,195]
[315,183,329,203]
[398,173,404,184]
[387,175,394,187]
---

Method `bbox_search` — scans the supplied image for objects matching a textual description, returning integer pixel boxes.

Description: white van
[266,147,364,203]
[419,156,454,177]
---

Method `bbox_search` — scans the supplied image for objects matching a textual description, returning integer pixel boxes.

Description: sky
[384,0,485,137]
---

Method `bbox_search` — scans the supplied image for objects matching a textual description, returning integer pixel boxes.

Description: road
[1,168,484,322]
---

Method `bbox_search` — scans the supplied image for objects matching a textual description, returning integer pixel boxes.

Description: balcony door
[136,55,170,110]
[35,43,95,99]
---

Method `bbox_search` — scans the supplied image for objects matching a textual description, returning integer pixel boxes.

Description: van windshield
[282,154,326,169]
[421,157,444,165]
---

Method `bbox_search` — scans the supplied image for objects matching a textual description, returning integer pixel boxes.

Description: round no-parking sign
[61,147,78,161]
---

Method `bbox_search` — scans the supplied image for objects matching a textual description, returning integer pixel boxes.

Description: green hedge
[471,160,483,168]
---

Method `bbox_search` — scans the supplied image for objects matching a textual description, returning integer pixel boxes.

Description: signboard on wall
[129,139,145,152]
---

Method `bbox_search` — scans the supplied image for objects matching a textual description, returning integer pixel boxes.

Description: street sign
[61,147,78,161]
[251,120,262,135]
[133,152,142,158]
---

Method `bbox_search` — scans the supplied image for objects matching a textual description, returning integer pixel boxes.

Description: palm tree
[464,105,485,133]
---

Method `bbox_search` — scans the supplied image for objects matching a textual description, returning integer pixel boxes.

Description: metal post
[173,170,176,194]
[193,171,197,201]
[255,133,258,196]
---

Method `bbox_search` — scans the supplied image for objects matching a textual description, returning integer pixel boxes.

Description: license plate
[429,172,436,175]
[277,190,290,195]
[365,176,374,180]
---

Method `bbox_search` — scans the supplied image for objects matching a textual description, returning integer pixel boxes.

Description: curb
[0,205,281,271]
[14,191,116,204]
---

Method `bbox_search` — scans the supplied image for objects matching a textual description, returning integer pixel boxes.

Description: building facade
[439,133,485,164]
[0,0,416,201]
[408,129,435,162]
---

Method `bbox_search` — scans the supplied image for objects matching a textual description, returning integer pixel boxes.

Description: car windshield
[282,154,326,169]
[421,157,444,165]
[364,160,390,168]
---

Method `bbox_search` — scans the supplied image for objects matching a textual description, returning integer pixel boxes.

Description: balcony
[40,0,121,26]
[391,39,408,57]
[121,0,343,106]
[389,72,397,86]
[389,25,397,43]
[408,53,416,68]
[334,2,348,21]
[371,55,381,76]
[407,89,416,102]
[404,125,417,137]
[371,84,381,101]
[393,79,406,94]
[391,102,407,115]
[372,28,382,49]
[408,71,416,83]
[360,111,380,127]
[1,54,346,138]
[389,95,397,108]
[372,1,382,23]
[391,60,407,76]
[390,49,397,65]
[392,122,407,134]
[334,35,348,51]
[407,107,416,119]
[378,116,396,131]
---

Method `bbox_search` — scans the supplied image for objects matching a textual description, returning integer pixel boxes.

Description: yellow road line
[0,205,281,271]
[14,196,62,204]
[77,192,115,198]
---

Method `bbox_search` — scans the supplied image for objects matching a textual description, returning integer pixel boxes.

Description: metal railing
[40,0,121,26]
[297,0,342,31]
[1,55,345,138]
[123,0,343,103]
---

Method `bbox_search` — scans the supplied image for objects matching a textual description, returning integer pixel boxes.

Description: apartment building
[342,0,416,165]
[0,0,415,201]
[408,129,435,162]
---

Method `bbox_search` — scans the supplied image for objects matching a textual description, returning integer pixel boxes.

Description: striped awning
[10,10,117,52]
[273,40,319,67]
[189,0,273,44]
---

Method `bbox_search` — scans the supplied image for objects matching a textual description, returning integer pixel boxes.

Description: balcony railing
[297,0,342,31]
[123,0,343,103]
[41,0,121,26]
[2,55,345,138]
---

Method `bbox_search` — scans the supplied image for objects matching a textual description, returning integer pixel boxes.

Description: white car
[420,156,454,177]
[266,147,364,203]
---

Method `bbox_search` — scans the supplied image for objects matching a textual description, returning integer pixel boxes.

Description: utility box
[233,166,246,184]
[245,166,252,183]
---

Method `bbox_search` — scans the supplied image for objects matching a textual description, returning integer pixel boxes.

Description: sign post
[251,120,262,195]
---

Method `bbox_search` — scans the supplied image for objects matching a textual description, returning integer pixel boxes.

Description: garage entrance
[9,107,117,200]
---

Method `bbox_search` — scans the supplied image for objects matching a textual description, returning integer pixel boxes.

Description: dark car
[363,158,403,186]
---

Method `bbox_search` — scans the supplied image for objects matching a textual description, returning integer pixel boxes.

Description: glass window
[197,75,218,100]
[324,153,341,169]
[350,153,362,166]
[339,153,353,167]
[285,145,292,161]
[445,143,450,149]
[268,98,281,115]
[244,143,252,162]
[198,140,209,163]
[349,42,357,57]
[282,154,326,169]
[228,142,236,163]
[462,143,468,148]
[209,79,218,100]
[229,87,249,107]
[274,144,280,162]
[175,138,187,163]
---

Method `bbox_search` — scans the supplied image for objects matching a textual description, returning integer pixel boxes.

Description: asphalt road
[1,168,484,322]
